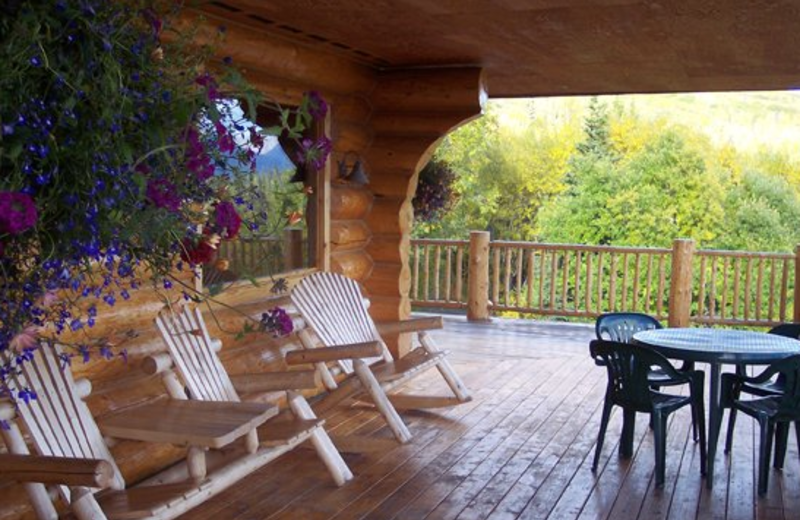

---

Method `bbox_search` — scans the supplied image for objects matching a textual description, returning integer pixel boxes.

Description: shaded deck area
[179,318,800,520]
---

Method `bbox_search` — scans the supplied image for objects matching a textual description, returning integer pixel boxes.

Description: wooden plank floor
[178,318,800,520]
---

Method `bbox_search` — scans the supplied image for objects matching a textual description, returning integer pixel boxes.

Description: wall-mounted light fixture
[337,151,369,185]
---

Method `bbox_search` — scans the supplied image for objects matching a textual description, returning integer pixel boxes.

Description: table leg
[706,362,722,489]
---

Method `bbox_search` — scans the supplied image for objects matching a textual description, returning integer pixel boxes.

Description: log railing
[410,232,799,328]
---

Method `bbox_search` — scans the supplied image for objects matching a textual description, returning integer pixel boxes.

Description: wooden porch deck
[179,318,800,520]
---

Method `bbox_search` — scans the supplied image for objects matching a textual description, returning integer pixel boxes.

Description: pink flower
[0,192,37,234]
[10,326,41,351]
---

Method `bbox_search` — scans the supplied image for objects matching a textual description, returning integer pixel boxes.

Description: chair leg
[620,408,636,458]
[593,398,614,472]
[420,332,471,402]
[774,422,790,470]
[796,422,800,463]
[757,419,775,496]
[725,407,738,454]
[288,392,353,486]
[653,411,667,487]
[352,359,413,443]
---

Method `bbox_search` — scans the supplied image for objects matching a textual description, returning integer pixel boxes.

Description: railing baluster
[768,257,776,321]
[657,254,666,320]
[549,251,557,309]
[516,247,524,307]
[733,258,741,321]
[527,249,535,309]
[609,253,617,312]
[574,251,582,312]
[445,246,452,302]
[538,250,545,310]
[721,257,729,320]
[434,245,441,301]
[644,254,654,314]
[561,251,569,310]
[621,253,629,311]
[585,252,593,314]
[744,258,752,321]
[492,247,501,307]
[423,245,430,302]
[709,257,717,320]
[597,252,604,314]
[697,256,707,320]
[504,247,513,307]
[755,257,764,321]
[632,253,641,312]
[413,244,420,300]
[780,258,789,322]
[455,245,464,303]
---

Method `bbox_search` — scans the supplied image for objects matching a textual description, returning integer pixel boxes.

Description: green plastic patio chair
[590,339,707,487]
[722,353,800,495]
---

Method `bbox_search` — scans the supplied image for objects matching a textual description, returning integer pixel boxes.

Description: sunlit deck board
[177,317,799,520]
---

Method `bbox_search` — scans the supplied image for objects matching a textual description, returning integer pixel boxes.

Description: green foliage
[423,95,800,253]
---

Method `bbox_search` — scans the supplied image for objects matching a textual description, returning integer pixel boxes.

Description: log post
[467,230,491,322]
[794,244,800,323]
[668,239,695,327]
[283,227,304,270]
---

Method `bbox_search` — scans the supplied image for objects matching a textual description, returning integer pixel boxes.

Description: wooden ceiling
[198,0,800,97]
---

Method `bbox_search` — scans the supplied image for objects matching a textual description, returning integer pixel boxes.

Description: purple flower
[145,178,181,212]
[0,192,37,234]
[261,307,293,337]
[296,137,333,170]
[305,91,328,120]
[195,73,220,101]
[214,201,242,239]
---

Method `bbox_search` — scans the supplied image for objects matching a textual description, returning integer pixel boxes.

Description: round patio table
[633,328,800,489]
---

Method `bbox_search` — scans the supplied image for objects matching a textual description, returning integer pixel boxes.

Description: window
[202,100,324,292]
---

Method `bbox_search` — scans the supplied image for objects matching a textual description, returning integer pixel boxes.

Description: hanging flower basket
[0,1,329,403]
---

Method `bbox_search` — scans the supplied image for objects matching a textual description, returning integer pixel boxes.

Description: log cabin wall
[0,12,484,519]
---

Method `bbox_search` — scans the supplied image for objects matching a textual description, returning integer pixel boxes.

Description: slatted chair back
[2,344,125,499]
[292,272,390,373]
[595,312,662,343]
[156,307,240,402]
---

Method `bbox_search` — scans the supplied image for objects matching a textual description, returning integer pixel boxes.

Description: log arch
[364,67,486,357]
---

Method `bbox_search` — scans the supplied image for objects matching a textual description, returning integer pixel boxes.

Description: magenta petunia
[214,201,242,239]
[305,91,328,120]
[145,178,181,212]
[0,192,37,235]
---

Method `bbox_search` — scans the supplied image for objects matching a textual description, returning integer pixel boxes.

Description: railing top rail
[488,241,671,254]
[411,239,470,247]
[695,249,794,260]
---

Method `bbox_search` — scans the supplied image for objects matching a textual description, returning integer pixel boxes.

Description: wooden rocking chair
[288,272,471,445]
[0,343,275,520]
[151,306,353,486]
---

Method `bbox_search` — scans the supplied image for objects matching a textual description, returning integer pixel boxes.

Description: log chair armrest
[142,339,223,376]
[230,370,321,393]
[376,316,443,336]
[285,341,382,366]
[0,453,115,488]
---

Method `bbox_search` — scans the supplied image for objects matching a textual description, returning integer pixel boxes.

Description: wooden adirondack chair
[0,343,275,520]
[288,271,471,445]
[151,306,353,486]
